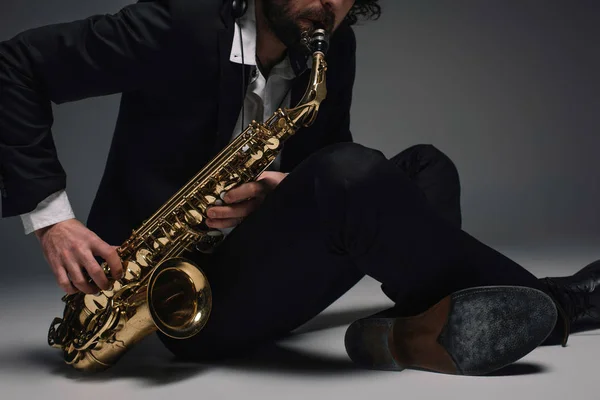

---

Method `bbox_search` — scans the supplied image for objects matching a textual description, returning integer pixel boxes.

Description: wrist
[33,218,72,240]
[34,225,49,240]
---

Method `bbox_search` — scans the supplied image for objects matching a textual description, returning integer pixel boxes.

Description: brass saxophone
[47,28,330,372]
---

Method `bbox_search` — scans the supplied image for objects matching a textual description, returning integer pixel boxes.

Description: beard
[262,0,336,48]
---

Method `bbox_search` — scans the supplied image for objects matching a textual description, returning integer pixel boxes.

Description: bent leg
[156,142,547,362]
[390,144,462,228]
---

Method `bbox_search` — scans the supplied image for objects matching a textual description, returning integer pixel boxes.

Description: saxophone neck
[285,29,329,128]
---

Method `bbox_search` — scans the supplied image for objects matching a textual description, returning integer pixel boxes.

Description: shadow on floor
[292,305,389,335]
[203,304,394,375]
[13,339,208,386]
[204,342,362,375]
[485,362,549,376]
[5,304,554,384]
[4,305,387,384]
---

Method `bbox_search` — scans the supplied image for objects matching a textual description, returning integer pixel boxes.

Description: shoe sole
[344,286,557,375]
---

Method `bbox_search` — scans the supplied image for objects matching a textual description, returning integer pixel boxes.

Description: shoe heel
[391,295,457,373]
[344,318,404,371]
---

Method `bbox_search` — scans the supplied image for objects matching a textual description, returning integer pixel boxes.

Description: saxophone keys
[136,249,153,267]
[184,209,204,226]
[123,261,142,281]
[152,237,169,250]
[64,345,82,365]
[185,199,200,214]
[266,137,280,150]
[85,293,108,314]
[47,317,65,348]
[194,230,224,253]
[101,281,123,298]
[204,195,217,205]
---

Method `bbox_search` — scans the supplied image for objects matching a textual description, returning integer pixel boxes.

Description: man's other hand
[34,219,124,294]
[205,171,288,229]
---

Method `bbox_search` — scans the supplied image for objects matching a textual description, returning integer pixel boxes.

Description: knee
[309,142,388,187]
[409,144,457,168]
[394,144,460,180]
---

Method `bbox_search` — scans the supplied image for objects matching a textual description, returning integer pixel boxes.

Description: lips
[297,8,335,32]
[299,17,329,32]
[300,17,320,25]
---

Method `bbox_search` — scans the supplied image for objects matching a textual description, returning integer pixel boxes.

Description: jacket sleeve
[323,25,356,146]
[0,0,176,218]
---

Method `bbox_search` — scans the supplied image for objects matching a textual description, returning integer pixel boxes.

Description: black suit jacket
[0,0,356,244]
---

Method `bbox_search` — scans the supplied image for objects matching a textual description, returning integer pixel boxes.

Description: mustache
[296,7,336,31]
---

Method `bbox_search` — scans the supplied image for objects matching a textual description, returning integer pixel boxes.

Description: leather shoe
[344,286,557,375]
[542,259,600,344]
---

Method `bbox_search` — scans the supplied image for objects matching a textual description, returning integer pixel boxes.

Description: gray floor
[2,241,599,400]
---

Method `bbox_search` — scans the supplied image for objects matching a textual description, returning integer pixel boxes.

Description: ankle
[539,278,571,346]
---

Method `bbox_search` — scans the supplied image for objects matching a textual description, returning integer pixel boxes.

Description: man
[0,0,598,375]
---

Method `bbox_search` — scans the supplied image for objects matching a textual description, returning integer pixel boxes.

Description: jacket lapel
[214,25,251,154]
[168,0,249,155]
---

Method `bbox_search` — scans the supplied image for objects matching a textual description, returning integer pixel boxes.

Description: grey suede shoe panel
[439,287,557,375]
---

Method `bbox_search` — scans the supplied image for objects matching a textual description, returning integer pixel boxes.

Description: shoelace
[544,278,594,324]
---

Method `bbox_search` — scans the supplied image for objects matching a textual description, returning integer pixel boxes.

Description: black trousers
[157,143,548,360]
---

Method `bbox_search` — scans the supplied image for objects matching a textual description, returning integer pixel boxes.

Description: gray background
[0,1,599,278]
[1,1,599,398]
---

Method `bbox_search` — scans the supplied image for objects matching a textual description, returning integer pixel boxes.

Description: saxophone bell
[147,258,212,339]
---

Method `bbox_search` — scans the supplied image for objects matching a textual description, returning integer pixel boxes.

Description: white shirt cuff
[20,190,76,235]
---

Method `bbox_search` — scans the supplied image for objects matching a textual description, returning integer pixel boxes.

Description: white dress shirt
[20,0,296,235]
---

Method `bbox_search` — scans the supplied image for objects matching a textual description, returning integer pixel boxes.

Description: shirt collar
[229,0,309,78]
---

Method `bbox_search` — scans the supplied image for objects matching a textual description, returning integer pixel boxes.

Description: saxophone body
[47,29,330,372]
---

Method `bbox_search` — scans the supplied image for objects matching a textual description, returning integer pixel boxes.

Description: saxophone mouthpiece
[309,27,330,56]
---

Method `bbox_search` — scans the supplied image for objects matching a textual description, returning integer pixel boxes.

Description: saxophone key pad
[136,249,152,267]
[124,261,142,280]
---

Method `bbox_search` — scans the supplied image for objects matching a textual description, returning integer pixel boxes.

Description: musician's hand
[34,219,124,295]
[206,171,289,229]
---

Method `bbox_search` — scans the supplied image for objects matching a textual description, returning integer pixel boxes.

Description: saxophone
[47,28,330,372]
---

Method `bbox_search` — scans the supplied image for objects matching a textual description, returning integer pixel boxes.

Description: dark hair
[345,0,381,26]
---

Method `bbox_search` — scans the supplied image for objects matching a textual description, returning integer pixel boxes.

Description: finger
[207,199,261,220]
[257,171,281,185]
[65,262,100,294]
[92,240,124,280]
[79,252,111,290]
[206,205,242,220]
[223,182,266,203]
[206,217,244,229]
[53,265,78,294]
